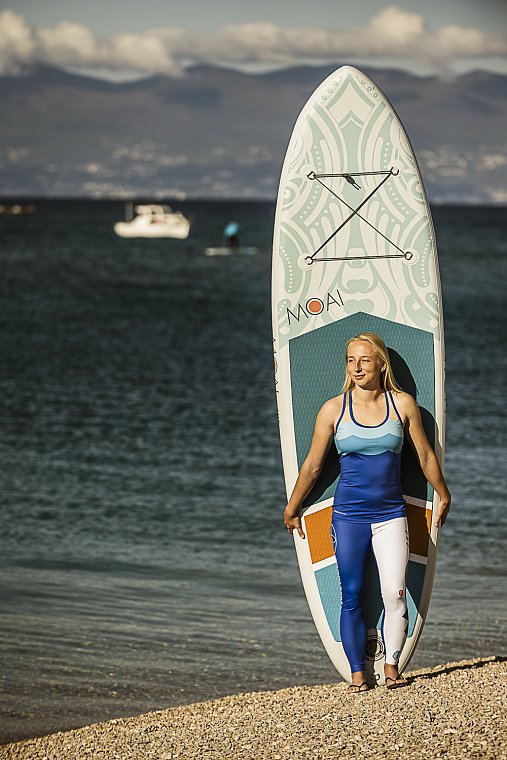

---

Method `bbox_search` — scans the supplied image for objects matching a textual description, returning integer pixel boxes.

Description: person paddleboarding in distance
[223,221,240,250]
[283,332,451,692]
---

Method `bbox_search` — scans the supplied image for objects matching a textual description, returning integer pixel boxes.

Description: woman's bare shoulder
[319,393,345,418]
[391,391,418,412]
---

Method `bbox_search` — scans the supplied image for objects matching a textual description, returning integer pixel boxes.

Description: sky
[0,0,506,79]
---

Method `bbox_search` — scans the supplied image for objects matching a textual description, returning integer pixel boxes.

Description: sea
[0,200,506,743]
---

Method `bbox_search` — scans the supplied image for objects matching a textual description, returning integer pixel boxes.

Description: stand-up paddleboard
[272,66,445,686]
[204,246,258,256]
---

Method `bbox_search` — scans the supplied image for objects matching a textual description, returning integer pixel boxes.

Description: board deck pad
[272,66,445,685]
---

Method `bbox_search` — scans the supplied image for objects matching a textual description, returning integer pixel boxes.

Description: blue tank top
[333,390,406,523]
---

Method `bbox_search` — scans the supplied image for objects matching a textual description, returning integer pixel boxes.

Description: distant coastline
[1,64,506,204]
[1,196,507,208]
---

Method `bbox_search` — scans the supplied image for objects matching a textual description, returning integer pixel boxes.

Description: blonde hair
[342,332,403,393]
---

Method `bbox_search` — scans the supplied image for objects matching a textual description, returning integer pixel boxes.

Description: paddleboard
[204,246,258,257]
[272,65,445,686]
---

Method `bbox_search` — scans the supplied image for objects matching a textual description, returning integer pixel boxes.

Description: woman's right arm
[283,400,337,539]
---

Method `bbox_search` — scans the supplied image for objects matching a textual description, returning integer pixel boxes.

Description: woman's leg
[332,519,372,675]
[371,517,409,667]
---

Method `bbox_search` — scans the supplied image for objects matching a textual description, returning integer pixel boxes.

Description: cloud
[36,21,98,67]
[0,11,183,76]
[0,10,35,74]
[0,7,506,77]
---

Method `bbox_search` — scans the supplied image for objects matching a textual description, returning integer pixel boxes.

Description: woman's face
[346,340,384,389]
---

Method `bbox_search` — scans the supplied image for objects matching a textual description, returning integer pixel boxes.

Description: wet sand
[1,656,505,759]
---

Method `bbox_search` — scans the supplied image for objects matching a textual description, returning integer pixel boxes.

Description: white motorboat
[114,204,190,239]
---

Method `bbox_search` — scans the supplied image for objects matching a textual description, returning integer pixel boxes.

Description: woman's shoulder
[319,393,346,417]
[325,392,346,407]
[390,390,417,412]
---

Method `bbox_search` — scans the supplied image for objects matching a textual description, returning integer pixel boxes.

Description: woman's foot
[348,670,369,693]
[384,664,409,689]
[347,681,369,693]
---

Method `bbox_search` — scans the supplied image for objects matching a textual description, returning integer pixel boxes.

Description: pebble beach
[2,656,505,759]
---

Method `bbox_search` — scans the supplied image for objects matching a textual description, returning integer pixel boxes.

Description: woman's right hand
[281,400,337,543]
[283,506,305,539]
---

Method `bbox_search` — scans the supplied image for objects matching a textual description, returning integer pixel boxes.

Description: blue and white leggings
[331,516,409,673]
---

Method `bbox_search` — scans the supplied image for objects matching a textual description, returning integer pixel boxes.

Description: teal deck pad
[289,312,436,502]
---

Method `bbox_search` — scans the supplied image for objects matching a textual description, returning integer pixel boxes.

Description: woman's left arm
[402,394,451,526]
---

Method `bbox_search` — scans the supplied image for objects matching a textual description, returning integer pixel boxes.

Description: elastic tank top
[333,390,406,523]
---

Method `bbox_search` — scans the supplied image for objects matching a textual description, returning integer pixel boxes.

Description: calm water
[0,201,506,743]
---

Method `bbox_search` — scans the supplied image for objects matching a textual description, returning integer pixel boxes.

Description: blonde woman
[283,333,451,692]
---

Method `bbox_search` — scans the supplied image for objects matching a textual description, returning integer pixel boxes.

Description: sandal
[385,675,409,689]
[347,681,369,693]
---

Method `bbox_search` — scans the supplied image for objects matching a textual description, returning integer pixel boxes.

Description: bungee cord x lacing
[303,168,414,266]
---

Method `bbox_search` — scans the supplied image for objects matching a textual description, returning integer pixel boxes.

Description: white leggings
[332,516,409,670]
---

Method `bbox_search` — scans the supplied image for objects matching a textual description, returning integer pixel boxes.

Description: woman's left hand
[433,491,451,526]
[283,506,305,539]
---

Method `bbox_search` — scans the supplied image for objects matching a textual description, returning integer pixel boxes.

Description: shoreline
[1,656,505,759]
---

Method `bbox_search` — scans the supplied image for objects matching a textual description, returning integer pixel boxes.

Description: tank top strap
[335,392,347,430]
[387,389,403,425]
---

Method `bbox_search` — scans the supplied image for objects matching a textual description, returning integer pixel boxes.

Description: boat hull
[114,221,190,239]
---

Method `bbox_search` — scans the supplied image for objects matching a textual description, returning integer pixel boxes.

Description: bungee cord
[303,168,413,265]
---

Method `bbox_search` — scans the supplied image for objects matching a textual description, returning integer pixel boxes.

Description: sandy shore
[1,656,505,759]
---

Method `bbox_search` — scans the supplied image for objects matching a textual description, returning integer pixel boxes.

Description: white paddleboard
[272,66,445,686]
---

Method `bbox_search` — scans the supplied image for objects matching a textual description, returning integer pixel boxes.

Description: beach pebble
[1,657,505,760]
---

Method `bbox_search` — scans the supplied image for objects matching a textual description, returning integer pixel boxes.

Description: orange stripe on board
[406,502,432,557]
[304,507,334,564]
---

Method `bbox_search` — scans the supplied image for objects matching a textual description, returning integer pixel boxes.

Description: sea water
[0,201,506,742]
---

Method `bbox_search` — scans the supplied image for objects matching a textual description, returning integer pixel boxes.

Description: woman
[283,332,451,692]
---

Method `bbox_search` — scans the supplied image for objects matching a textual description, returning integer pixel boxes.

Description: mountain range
[1,63,506,202]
